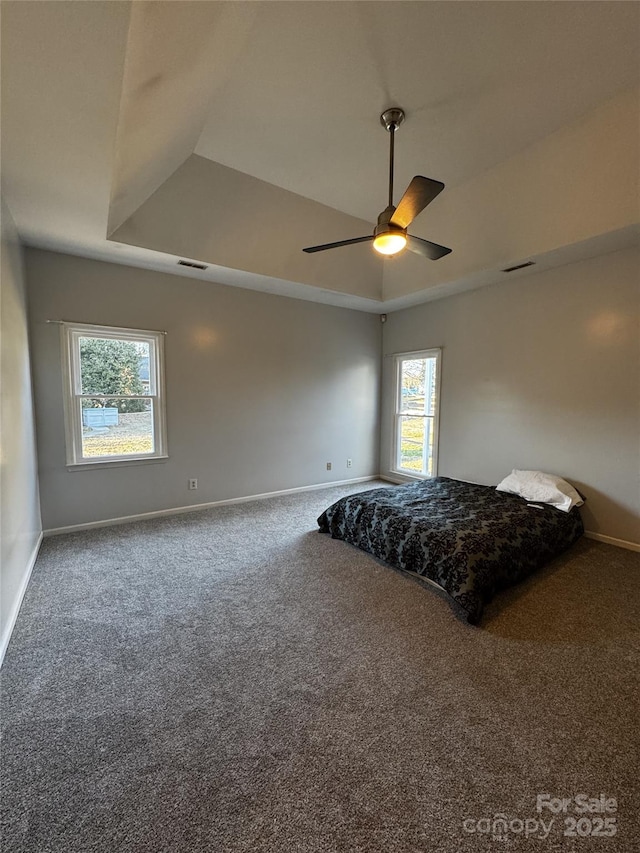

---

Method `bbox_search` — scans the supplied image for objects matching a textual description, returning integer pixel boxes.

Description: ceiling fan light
[373,232,407,255]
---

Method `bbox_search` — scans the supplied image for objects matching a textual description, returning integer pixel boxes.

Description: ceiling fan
[303,108,452,261]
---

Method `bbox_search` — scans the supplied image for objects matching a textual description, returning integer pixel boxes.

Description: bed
[317,477,584,623]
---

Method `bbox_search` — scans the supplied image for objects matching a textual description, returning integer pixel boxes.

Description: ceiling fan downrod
[380,107,405,209]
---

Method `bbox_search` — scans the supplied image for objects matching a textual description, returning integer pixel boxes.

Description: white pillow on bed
[496,470,584,513]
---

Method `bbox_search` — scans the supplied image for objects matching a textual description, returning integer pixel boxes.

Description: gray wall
[381,247,640,545]
[22,244,640,544]
[1,197,42,660]
[26,250,381,530]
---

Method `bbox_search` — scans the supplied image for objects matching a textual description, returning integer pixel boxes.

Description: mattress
[317,477,584,623]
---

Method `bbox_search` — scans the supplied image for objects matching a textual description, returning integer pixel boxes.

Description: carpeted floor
[1,482,639,852]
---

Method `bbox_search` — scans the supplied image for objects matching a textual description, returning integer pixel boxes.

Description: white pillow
[496,470,584,513]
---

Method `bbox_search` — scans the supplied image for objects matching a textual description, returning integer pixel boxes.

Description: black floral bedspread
[317,477,584,624]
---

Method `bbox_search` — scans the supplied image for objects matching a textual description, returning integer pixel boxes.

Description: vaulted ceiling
[2,1,639,311]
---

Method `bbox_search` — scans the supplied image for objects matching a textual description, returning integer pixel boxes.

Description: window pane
[400,359,426,413]
[400,357,437,415]
[399,416,424,472]
[81,399,154,458]
[79,337,151,396]
[398,416,435,475]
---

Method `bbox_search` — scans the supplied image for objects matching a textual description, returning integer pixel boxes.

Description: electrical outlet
[188,478,198,490]
[347,458,352,468]
[326,462,332,471]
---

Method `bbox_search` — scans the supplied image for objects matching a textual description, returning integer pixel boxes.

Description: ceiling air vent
[501,260,535,273]
[178,260,208,271]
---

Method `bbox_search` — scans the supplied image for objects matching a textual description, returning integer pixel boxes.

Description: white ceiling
[2,1,639,311]
[195,1,640,219]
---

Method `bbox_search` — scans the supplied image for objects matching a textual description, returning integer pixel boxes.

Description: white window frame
[61,322,168,467]
[391,348,442,479]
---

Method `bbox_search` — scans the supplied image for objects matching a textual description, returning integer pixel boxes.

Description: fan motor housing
[374,205,405,239]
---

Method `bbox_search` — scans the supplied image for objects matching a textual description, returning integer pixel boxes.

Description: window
[62,323,167,465]
[392,349,441,478]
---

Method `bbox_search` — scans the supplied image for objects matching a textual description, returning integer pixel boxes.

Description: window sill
[389,470,435,483]
[67,455,169,472]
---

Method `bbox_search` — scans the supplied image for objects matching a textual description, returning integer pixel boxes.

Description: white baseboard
[0,531,43,668]
[584,531,640,553]
[43,476,378,537]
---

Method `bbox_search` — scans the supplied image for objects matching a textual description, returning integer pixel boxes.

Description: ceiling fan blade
[406,235,452,261]
[390,176,445,229]
[302,236,373,254]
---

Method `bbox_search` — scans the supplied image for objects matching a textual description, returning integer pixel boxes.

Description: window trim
[61,322,168,467]
[390,348,442,479]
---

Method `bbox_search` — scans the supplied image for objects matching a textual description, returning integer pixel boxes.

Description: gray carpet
[2,482,639,852]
